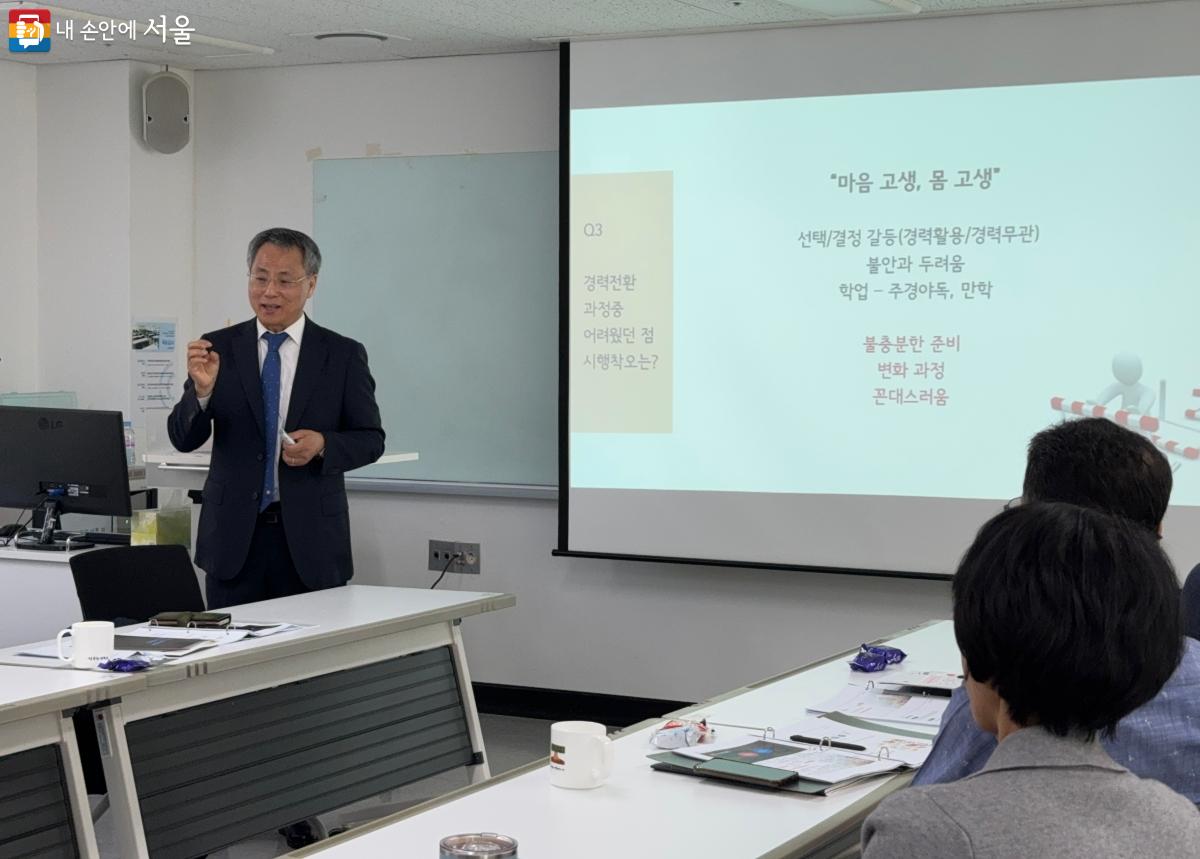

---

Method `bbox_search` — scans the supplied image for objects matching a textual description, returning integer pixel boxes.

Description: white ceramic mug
[549,720,614,789]
[56,621,115,670]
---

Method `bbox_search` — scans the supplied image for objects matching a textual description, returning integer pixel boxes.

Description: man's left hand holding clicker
[283,429,325,467]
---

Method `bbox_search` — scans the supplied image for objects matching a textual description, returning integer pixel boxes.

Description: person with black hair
[913,418,1200,802]
[1022,415,1172,532]
[862,503,1200,857]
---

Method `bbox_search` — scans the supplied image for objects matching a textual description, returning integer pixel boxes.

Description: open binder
[648,721,912,796]
[652,715,931,796]
[648,746,906,795]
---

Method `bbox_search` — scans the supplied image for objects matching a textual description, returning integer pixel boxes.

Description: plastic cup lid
[439,832,519,857]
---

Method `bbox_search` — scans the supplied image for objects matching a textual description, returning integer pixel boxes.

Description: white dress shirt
[198,315,305,502]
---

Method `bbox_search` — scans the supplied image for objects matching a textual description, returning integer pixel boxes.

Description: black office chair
[68,544,205,797]
[69,544,204,627]
[1183,563,1200,643]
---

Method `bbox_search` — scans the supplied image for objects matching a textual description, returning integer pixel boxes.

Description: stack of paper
[18,628,239,662]
[780,713,935,767]
[20,619,310,666]
[808,685,950,728]
[677,736,904,783]
[229,621,308,637]
[875,670,962,697]
[115,627,249,656]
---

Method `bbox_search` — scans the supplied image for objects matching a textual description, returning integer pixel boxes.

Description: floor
[92,714,554,858]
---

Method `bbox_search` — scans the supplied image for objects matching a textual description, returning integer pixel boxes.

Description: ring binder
[148,611,231,629]
[788,734,870,753]
[704,721,775,739]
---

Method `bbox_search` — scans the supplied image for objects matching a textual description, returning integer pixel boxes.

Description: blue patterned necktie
[260,331,289,511]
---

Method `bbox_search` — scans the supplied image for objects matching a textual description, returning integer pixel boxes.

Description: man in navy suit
[169,228,385,609]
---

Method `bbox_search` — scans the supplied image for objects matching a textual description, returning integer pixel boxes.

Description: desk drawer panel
[124,645,476,859]
[0,745,78,859]
[132,663,459,776]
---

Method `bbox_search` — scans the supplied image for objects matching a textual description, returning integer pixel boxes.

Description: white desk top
[149,584,513,683]
[0,664,143,727]
[0,543,103,564]
[0,585,515,685]
[292,620,956,859]
[143,451,419,469]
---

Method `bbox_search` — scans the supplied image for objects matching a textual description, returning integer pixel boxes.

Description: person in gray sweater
[862,503,1200,858]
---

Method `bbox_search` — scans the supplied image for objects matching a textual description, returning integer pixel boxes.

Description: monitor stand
[21,539,95,552]
[21,498,95,551]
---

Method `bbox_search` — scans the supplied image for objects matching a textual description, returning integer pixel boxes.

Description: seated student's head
[954,502,1182,739]
[1023,417,1171,532]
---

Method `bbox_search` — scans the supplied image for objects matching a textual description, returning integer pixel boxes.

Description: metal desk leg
[93,703,149,859]
[59,713,101,859]
[450,621,490,784]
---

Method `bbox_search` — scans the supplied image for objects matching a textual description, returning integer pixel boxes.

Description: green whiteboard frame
[313,152,559,494]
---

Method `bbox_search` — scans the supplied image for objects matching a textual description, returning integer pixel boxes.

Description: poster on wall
[130,318,178,455]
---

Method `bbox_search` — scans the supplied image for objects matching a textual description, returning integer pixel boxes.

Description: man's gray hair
[246,228,322,276]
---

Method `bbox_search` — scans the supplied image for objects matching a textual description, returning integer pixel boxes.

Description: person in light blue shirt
[915,643,1200,803]
[913,417,1200,804]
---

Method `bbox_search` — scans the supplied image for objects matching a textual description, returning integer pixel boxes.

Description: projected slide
[569,75,1200,505]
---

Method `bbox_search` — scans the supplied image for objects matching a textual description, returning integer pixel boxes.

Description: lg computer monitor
[0,406,132,550]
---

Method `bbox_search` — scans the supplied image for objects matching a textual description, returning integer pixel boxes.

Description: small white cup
[549,720,614,789]
[56,621,115,670]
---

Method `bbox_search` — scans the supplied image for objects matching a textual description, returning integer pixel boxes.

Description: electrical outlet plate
[454,541,481,574]
[428,539,481,574]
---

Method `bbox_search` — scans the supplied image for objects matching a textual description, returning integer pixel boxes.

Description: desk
[0,665,141,858]
[0,585,514,859]
[289,620,956,859]
[0,544,105,648]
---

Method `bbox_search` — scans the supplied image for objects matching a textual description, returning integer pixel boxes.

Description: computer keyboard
[81,531,131,545]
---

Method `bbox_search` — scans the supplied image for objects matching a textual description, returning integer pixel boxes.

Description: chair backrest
[1184,564,1200,643]
[69,545,205,625]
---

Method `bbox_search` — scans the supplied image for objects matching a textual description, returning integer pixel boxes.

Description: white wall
[36,62,131,411]
[193,50,952,702]
[1,61,38,528]
[0,62,38,394]
[354,493,951,701]
[16,59,194,452]
[128,63,194,452]
[192,52,557,332]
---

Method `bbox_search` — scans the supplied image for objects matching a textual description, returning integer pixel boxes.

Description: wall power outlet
[428,539,481,574]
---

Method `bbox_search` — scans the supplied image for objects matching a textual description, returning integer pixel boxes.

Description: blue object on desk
[98,657,152,672]
[849,643,907,672]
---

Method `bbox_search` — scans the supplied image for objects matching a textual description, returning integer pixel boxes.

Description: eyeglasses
[248,273,310,290]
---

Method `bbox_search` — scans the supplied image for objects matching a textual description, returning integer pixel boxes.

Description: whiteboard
[313,152,558,487]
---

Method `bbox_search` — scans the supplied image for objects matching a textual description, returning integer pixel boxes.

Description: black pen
[789,734,867,752]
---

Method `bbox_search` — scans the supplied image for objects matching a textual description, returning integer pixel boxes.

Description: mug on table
[56,620,115,669]
[549,720,614,789]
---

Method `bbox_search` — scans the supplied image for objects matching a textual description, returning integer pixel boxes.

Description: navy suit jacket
[167,317,385,589]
